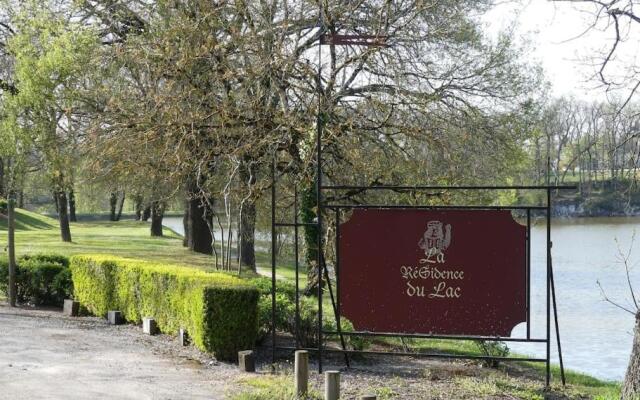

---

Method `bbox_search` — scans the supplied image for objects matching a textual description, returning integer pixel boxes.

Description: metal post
[321,253,350,367]
[526,208,531,340]
[271,155,277,365]
[545,188,551,387]
[335,210,341,331]
[550,247,566,385]
[316,3,324,374]
[294,186,300,349]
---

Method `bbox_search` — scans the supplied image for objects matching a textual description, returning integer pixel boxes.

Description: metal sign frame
[269,9,571,388]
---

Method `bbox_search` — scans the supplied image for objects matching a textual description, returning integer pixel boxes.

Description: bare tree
[598,233,640,399]
[554,0,640,111]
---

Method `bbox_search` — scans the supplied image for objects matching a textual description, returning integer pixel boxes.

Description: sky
[485,0,640,101]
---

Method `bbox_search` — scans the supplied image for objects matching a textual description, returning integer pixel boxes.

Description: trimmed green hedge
[0,254,72,306]
[70,255,259,360]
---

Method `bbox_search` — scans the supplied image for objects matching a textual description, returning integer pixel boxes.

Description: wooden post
[359,396,376,400]
[238,350,255,372]
[325,371,340,400]
[294,350,309,397]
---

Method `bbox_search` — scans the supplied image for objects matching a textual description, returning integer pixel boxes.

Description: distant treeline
[532,97,640,195]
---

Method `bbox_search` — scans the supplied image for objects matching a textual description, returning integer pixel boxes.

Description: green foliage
[0,3,98,196]
[20,253,69,267]
[0,253,72,306]
[300,184,318,266]
[250,277,297,343]
[474,340,510,368]
[0,198,7,214]
[582,190,627,215]
[251,277,368,350]
[70,255,259,360]
[232,375,321,400]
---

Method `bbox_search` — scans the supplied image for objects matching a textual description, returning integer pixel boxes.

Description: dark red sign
[339,209,526,337]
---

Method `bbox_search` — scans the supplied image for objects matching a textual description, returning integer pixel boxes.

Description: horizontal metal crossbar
[321,185,577,191]
[324,204,548,210]
[275,346,546,363]
[322,331,547,343]
[274,222,318,227]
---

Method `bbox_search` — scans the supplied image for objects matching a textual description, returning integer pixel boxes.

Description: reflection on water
[166,216,639,381]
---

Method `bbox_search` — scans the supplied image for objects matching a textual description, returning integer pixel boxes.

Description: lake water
[510,216,640,382]
[163,216,639,381]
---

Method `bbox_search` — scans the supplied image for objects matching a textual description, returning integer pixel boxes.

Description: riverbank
[543,180,640,217]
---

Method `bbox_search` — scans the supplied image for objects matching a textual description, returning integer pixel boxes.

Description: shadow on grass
[0,210,56,231]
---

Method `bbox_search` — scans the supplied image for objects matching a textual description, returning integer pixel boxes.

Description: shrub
[70,255,259,360]
[0,258,7,296]
[250,277,368,350]
[0,198,7,215]
[0,254,72,306]
[21,253,70,267]
[250,277,297,343]
[249,277,296,300]
[474,340,510,368]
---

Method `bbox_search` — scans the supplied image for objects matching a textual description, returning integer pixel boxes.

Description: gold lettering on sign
[400,246,463,299]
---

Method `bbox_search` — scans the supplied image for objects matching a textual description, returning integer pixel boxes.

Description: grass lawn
[0,209,303,278]
[0,209,217,269]
[0,208,621,398]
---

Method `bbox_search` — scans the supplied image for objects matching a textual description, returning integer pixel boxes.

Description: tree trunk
[142,205,151,222]
[182,200,189,247]
[68,190,77,222]
[53,192,59,214]
[109,192,118,221]
[18,190,24,209]
[150,201,164,237]
[238,161,257,272]
[623,313,640,399]
[239,199,256,272]
[56,191,72,242]
[0,158,4,198]
[302,183,320,295]
[187,196,213,254]
[7,189,16,307]
[116,191,125,221]
[134,195,143,221]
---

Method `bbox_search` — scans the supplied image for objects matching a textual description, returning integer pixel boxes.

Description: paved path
[0,304,235,399]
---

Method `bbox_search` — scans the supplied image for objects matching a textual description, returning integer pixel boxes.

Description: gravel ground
[0,304,242,400]
[0,303,565,400]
